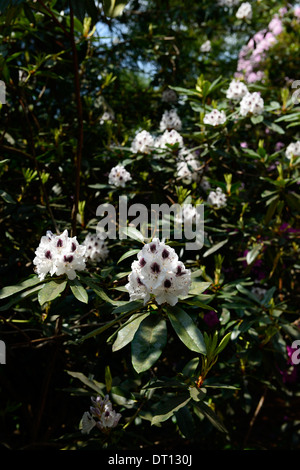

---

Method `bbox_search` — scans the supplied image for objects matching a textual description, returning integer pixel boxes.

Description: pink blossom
[294,6,300,18]
[268,17,283,35]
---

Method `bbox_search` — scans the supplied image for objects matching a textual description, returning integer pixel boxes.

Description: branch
[69,2,84,237]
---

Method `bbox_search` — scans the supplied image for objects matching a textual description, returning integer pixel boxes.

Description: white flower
[175,203,201,226]
[33,230,87,281]
[218,0,240,6]
[226,79,248,100]
[81,395,121,434]
[177,150,201,182]
[154,129,184,150]
[285,141,300,160]
[162,88,178,103]
[159,109,182,131]
[81,411,97,434]
[203,109,226,126]
[239,92,264,116]
[130,130,154,154]
[108,164,132,187]
[99,111,114,125]
[251,286,267,300]
[125,238,191,306]
[207,187,227,209]
[200,40,211,53]
[236,2,252,20]
[82,232,109,263]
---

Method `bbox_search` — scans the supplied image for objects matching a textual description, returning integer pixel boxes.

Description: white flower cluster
[236,2,252,20]
[240,92,264,116]
[82,232,109,263]
[285,141,300,160]
[203,109,226,126]
[218,0,240,6]
[162,88,177,103]
[126,238,191,306]
[200,40,211,53]
[33,230,86,281]
[226,79,248,101]
[99,111,114,125]
[155,129,184,150]
[130,130,154,154]
[251,286,267,300]
[207,187,227,208]
[175,203,201,226]
[159,109,182,131]
[108,164,132,187]
[176,150,201,183]
[81,395,121,434]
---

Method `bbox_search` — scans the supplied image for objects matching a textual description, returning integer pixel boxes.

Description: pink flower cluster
[235,14,283,83]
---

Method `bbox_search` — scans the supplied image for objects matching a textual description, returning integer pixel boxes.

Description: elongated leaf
[119,226,145,243]
[38,279,67,305]
[131,315,167,373]
[66,371,105,395]
[151,392,191,426]
[0,275,44,300]
[69,278,88,304]
[203,239,228,258]
[0,189,16,204]
[193,400,228,433]
[78,274,126,306]
[102,0,128,18]
[117,248,140,264]
[167,307,206,355]
[215,332,232,355]
[112,312,150,352]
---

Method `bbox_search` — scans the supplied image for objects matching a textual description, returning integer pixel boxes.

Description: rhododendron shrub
[0,0,299,452]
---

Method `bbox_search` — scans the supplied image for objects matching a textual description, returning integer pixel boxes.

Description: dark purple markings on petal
[161,249,169,259]
[64,255,74,263]
[57,238,63,247]
[71,242,77,252]
[139,257,146,267]
[137,277,144,286]
[164,279,172,288]
[176,265,185,276]
[45,250,52,259]
[150,243,157,253]
[151,262,160,273]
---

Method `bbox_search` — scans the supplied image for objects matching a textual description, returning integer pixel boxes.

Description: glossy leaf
[131,315,167,373]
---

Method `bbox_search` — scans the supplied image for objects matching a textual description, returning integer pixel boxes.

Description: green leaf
[78,274,126,306]
[0,275,44,300]
[167,306,206,355]
[174,406,196,439]
[38,279,67,305]
[193,400,228,433]
[112,312,150,352]
[69,278,88,304]
[215,332,232,355]
[203,239,228,258]
[117,248,140,264]
[151,392,191,426]
[66,371,105,395]
[119,226,145,243]
[250,115,264,125]
[131,315,167,373]
[102,0,128,18]
[246,244,262,265]
[0,189,16,204]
